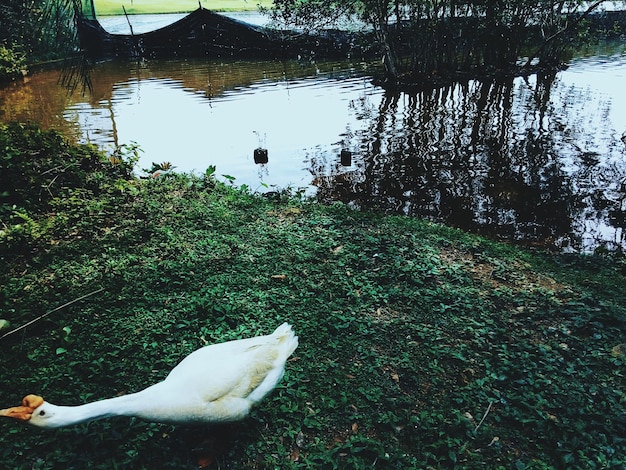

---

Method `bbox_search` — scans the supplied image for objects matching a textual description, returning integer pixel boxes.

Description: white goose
[0,323,298,429]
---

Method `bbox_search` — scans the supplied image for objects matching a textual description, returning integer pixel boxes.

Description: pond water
[97,11,270,34]
[1,40,625,253]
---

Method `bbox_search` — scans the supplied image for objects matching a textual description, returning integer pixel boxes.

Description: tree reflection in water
[311,71,626,253]
[2,53,624,253]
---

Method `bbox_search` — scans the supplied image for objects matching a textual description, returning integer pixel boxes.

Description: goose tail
[272,322,298,359]
[245,323,298,404]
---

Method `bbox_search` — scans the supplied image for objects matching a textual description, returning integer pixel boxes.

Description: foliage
[0,0,80,63]
[269,0,626,86]
[0,125,625,468]
[0,122,136,253]
[0,46,26,83]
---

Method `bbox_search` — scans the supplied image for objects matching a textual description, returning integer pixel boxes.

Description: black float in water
[340,149,352,166]
[254,148,268,164]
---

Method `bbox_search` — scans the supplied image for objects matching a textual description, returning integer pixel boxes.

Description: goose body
[0,323,298,428]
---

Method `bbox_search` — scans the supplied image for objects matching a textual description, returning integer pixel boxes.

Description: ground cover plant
[0,124,625,468]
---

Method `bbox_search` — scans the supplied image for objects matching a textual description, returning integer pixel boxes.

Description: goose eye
[38,410,45,416]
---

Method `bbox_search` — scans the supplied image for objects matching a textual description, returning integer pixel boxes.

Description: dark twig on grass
[0,288,104,340]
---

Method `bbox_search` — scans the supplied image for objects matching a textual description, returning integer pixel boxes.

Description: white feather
[0,323,298,428]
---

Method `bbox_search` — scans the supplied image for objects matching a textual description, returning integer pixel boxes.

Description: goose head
[0,395,61,428]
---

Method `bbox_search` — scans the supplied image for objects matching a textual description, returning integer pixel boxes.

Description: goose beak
[0,395,44,422]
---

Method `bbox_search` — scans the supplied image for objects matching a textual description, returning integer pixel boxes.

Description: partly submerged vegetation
[269,0,626,88]
[2,0,626,86]
[1,123,625,468]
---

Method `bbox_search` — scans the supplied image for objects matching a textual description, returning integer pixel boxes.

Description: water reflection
[0,49,624,252]
[315,67,626,252]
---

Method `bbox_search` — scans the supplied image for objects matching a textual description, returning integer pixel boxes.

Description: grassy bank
[1,124,625,468]
[93,0,272,15]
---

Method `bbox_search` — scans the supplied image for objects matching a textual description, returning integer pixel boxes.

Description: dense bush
[0,1,79,64]
[0,46,26,83]
[270,0,626,87]
[0,122,136,254]
[0,122,134,213]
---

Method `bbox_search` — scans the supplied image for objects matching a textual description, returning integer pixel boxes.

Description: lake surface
[97,11,271,34]
[1,39,625,253]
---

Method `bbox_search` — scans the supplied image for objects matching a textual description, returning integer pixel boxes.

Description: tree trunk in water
[372,2,400,81]
[381,33,399,80]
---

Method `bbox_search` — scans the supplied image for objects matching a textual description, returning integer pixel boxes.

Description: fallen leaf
[290,448,300,461]
[351,422,358,433]
[391,373,400,383]
[611,344,626,357]
[271,274,287,280]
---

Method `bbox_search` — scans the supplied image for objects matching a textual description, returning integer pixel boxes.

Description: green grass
[1,123,625,468]
[93,0,273,15]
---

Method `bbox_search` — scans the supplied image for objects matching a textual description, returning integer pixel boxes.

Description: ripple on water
[2,46,625,252]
